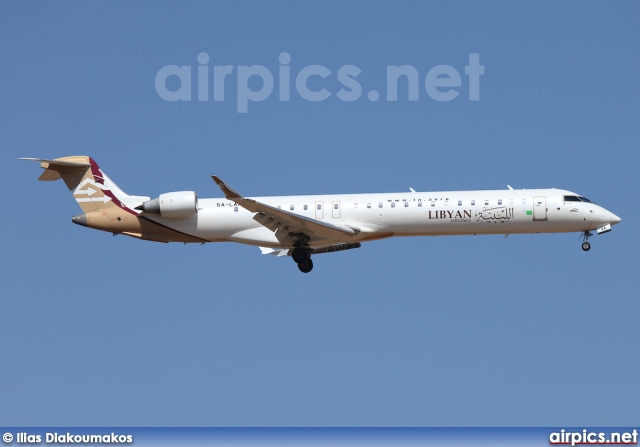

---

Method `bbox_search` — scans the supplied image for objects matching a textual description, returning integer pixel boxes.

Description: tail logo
[73,178,113,204]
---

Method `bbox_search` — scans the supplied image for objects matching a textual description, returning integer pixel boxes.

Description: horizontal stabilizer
[20,156,91,184]
[19,157,91,168]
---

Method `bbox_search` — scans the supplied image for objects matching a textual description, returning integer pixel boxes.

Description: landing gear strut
[292,246,313,273]
[581,230,592,251]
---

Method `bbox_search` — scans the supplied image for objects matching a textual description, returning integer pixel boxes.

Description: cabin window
[334,203,338,209]
[378,202,383,208]
[317,204,321,210]
[304,204,308,210]
[391,202,396,208]
[471,200,475,206]
[354,203,359,209]
[563,196,582,202]
[431,201,435,207]
[234,206,238,212]
[418,202,422,207]
[498,199,502,205]
[290,205,294,211]
[458,200,462,206]
[367,203,371,208]
[484,200,489,205]
[404,202,409,207]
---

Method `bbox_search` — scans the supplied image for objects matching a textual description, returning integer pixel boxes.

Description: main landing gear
[581,230,592,251]
[292,246,313,273]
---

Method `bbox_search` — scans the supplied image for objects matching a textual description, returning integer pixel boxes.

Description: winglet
[212,175,243,200]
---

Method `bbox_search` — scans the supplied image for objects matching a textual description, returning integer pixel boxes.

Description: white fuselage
[25,156,621,273]
[143,188,621,248]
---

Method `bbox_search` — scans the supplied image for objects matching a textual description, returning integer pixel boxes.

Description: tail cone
[71,213,88,227]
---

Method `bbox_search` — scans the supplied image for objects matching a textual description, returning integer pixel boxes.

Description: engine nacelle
[136,191,198,218]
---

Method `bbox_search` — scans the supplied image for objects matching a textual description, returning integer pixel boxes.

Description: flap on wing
[259,247,290,257]
[212,176,357,244]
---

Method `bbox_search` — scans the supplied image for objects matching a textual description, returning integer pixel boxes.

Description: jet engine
[136,191,198,218]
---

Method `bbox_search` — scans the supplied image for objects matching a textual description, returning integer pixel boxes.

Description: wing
[212,176,358,247]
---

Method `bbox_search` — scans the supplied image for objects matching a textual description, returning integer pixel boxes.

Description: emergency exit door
[315,201,323,219]
[332,201,341,218]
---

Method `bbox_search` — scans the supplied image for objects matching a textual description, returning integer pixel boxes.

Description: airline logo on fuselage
[428,210,472,223]
[476,206,515,222]
[428,207,516,223]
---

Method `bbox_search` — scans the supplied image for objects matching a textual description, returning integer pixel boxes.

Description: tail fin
[21,156,149,213]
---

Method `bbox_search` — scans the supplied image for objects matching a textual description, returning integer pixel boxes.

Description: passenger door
[533,196,547,221]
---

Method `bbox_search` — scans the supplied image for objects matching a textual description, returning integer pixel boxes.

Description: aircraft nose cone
[610,213,621,225]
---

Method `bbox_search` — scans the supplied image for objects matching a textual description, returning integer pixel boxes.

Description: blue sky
[1,1,639,426]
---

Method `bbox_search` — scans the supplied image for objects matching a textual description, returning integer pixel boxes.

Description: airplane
[21,156,621,273]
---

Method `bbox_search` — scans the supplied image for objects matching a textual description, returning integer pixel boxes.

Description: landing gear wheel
[580,230,592,252]
[292,247,309,263]
[297,259,313,273]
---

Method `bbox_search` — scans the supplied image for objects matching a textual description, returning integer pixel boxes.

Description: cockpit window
[563,196,582,202]
[579,196,593,203]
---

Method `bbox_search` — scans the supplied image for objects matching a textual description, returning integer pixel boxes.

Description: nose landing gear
[580,231,592,251]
